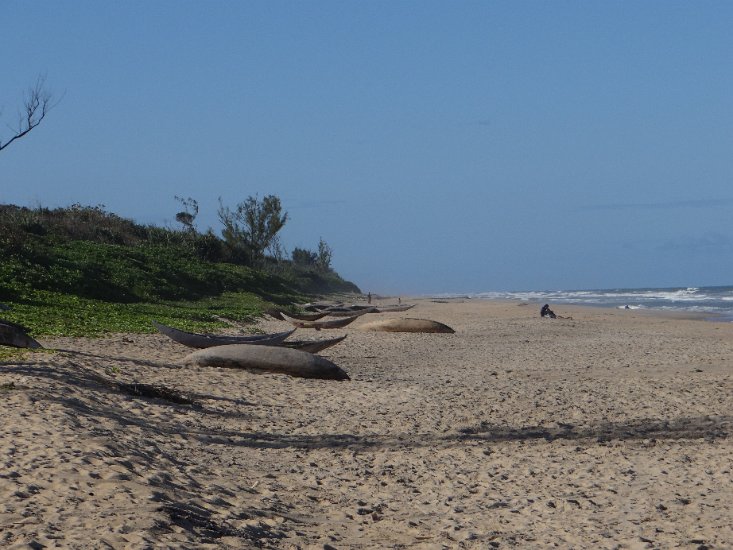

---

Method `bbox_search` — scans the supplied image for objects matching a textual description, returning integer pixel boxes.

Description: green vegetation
[217,194,288,264]
[0,203,360,338]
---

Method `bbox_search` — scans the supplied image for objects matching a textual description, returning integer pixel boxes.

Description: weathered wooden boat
[374,304,415,313]
[358,318,455,334]
[323,304,374,311]
[301,301,343,312]
[281,334,347,353]
[182,344,350,380]
[265,309,329,322]
[280,313,360,330]
[320,307,350,313]
[324,307,378,318]
[153,321,296,349]
[0,320,43,349]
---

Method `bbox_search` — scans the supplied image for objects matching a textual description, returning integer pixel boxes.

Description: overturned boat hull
[182,344,350,380]
[358,318,455,334]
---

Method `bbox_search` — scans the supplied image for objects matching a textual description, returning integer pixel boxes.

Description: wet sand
[1,298,732,549]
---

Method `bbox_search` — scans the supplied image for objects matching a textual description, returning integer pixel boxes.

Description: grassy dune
[0,203,360,340]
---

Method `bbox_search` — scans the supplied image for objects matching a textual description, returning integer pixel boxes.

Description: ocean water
[433,286,733,321]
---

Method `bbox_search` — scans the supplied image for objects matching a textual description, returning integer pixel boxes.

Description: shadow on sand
[3,358,730,453]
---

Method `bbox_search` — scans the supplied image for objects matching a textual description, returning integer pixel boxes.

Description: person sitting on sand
[541,304,574,320]
[540,304,557,319]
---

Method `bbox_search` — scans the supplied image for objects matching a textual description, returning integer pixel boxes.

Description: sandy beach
[1,298,732,549]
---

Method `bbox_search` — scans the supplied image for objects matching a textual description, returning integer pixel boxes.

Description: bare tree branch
[0,75,56,153]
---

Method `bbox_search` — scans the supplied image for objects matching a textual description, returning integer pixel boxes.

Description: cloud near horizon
[657,232,733,254]
[580,198,733,212]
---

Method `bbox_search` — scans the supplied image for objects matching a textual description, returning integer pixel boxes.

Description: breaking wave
[431,286,733,320]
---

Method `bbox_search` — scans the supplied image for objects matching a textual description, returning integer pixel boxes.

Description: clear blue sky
[2,1,732,294]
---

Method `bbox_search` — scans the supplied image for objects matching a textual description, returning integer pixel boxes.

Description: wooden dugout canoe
[280,313,360,330]
[153,321,345,353]
[301,301,343,312]
[373,304,415,313]
[265,309,330,322]
[0,320,43,349]
[153,321,295,349]
[182,344,350,380]
[324,307,378,318]
[280,334,347,353]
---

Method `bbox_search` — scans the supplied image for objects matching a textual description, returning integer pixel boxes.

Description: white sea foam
[430,286,733,319]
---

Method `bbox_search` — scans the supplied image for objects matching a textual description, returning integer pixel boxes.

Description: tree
[316,237,333,272]
[217,194,288,264]
[292,239,333,271]
[292,247,317,266]
[174,196,198,232]
[266,234,287,262]
[0,75,56,153]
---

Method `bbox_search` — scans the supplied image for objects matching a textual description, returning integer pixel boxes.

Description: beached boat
[358,318,455,334]
[301,301,343,312]
[280,313,361,330]
[0,320,43,349]
[324,307,378,318]
[374,304,415,313]
[182,344,350,380]
[265,309,330,322]
[153,321,295,349]
[281,334,347,353]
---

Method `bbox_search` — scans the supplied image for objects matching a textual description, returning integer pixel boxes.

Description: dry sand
[1,299,732,549]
